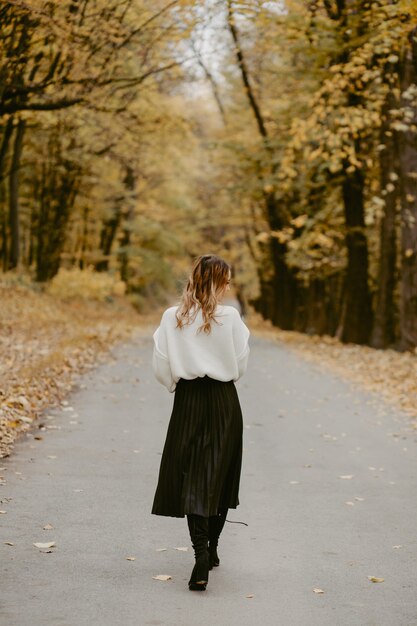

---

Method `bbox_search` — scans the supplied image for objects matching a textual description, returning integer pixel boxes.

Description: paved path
[1,329,417,626]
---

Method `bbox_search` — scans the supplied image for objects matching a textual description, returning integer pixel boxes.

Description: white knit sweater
[152,304,250,392]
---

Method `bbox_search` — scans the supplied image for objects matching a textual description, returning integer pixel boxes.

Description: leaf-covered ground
[0,281,147,458]
[248,312,417,425]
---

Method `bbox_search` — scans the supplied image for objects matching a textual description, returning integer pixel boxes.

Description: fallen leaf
[246,594,254,598]
[152,575,172,581]
[345,501,354,506]
[392,545,402,549]
[368,576,384,583]
[174,547,189,552]
[43,523,54,530]
[313,588,324,594]
[126,556,136,561]
[4,541,14,546]
[339,475,354,479]
[33,541,56,548]
[354,497,365,501]
[0,510,7,514]
[19,415,33,424]
[47,455,57,459]
[156,548,167,552]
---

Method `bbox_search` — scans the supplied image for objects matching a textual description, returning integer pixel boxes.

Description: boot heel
[188,555,209,590]
[195,552,209,583]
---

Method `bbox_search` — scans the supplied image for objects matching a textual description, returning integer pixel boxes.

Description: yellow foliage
[47,268,126,301]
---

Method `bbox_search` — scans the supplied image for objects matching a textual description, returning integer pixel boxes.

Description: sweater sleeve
[232,309,250,380]
[152,323,176,392]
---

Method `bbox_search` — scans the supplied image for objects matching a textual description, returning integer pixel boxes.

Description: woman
[151,254,250,591]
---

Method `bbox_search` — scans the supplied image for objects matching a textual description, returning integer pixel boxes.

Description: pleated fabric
[151,376,243,518]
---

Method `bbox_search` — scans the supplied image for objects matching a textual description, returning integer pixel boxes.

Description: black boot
[187,514,209,591]
[208,508,228,570]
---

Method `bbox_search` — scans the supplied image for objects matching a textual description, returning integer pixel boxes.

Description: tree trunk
[339,160,373,344]
[397,27,417,350]
[0,117,14,179]
[95,205,121,272]
[78,206,89,270]
[8,118,25,269]
[371,89,399,348]
[36,160,78,282]
[0,118,14,269]
[227,1,298,329]
[118,166,136,283]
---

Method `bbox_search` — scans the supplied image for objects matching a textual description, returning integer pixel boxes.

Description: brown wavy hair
[175,254,231,334]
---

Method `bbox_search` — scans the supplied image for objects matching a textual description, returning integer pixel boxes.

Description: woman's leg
[187,514,210,590]
[208,507,228,569]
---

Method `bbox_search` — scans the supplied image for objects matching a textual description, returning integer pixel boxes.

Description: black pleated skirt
[151,376,243,518]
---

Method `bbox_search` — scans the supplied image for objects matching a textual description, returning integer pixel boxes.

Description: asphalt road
[1,329,417,626]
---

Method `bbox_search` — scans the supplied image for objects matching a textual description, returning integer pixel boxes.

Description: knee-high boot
[208,507,228,570]
[187,514,209,591]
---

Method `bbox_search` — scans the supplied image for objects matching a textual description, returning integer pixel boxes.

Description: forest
[1,0,417,350]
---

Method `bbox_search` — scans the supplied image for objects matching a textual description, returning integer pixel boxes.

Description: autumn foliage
[0,0,416,350]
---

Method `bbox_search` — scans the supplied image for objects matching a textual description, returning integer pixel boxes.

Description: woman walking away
[151,254,250,591]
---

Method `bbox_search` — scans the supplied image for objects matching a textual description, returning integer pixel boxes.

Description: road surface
[1,328,417,626]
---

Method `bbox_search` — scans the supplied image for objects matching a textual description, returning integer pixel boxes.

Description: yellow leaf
[34,541,56,548]
[368,576,384,583]
[291,214,308,228]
